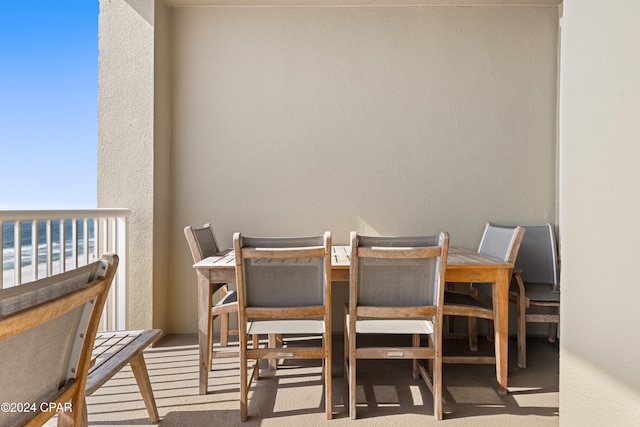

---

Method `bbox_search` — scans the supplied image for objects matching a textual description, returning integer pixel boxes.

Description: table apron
[202,268,235,283]
[445,268,503,283]
[198,267,506,285]
[200,267,351,283]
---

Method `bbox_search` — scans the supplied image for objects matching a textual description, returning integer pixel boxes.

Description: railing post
[14,222,21,286]
[31,220,38,282]
[116,215,128,330]
[46,220,52,277]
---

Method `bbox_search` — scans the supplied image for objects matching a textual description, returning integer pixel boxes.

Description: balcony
[2,0,638,424]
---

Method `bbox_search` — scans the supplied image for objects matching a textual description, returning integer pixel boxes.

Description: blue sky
[0,1,98,209]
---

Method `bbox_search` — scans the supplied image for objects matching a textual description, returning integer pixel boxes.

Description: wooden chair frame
[233,232,332,421]
[0,254,118,427]
[509,223,560,368]
[345,232,449,420]
[185,224,239,371]
[443,223,525,364]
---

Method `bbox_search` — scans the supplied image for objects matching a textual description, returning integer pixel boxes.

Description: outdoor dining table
[192,245,513,396]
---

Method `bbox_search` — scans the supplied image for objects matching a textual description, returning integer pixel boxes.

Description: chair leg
[467,284,480,351]
[268,334,278,370]
[220,312,229,346]
[467,317,478,351]
[240,347,249,421]
[548,307,559,343]
[548,322,558,343]
[412,334,420,379]
[57,395,88,427]
[216,284,231,347]
[434,340,443,421]
[130,352,160,422]
[349,336,357,420]
[349,357,356,419]
[426,334,434,374]
[517,300,527,369]
[208,314,216,371]
[325,332,333,420]
[445,283,455,334]
[343,325,348,379]
[486,321,495,342]
[321,335,325,376]
[253,334,261,380]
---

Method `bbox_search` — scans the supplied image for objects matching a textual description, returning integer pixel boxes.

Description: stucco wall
[152,0,172,333]
[168,5,559,333]
[98,0,156,329]
[99,0,173,330]
[559,1,640,425]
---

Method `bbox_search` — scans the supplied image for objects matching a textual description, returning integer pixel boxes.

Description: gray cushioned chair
[444,223,525,363]
[345,232,449,420]
[233,232,333,421]
[185,224,239,371]
[509,223,560,368]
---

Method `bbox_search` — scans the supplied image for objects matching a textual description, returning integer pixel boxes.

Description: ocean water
[2,220,96,271]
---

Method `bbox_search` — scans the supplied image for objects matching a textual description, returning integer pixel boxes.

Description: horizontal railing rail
[0,209,131,330]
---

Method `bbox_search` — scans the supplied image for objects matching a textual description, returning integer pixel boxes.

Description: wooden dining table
[192,245,513,396]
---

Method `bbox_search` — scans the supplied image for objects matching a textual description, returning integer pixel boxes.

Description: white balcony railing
[0,209,131,330]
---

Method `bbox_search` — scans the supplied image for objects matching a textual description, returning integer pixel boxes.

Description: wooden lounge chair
[0,254,118,427]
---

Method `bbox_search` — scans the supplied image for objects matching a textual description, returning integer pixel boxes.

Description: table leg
[197,271,213,395]
[492,268,510,395]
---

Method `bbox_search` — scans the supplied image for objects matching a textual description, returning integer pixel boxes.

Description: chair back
[351,233,449,309]
[514,224,559,287]
[478,223,526,265]
[234,233,331,311]
[0,254,118,426]
[184,223,220,262]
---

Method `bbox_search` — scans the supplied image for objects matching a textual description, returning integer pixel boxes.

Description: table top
[193,246,511,270]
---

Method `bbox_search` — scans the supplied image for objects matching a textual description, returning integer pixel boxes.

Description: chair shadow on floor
[239,334,560,422]
[81,334,558,425]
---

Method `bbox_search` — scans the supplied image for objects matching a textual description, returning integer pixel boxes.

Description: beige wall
[559,1,640,425]
[98,1,559,333]
[168,5,559,332]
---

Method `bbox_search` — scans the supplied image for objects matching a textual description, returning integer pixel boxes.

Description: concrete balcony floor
[71,334,558,426]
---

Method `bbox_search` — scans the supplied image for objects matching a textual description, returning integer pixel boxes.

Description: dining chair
[233,232,333,421]
[0,254,118,427]
[185,223,239,372]
[509,223,560,368]
[443,223,525,361]
[345,232,449,420]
